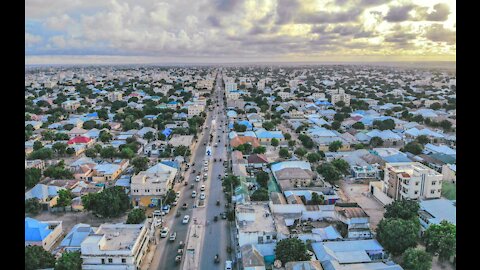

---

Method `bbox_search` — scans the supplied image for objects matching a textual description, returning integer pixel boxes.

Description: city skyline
[26,0,456,65]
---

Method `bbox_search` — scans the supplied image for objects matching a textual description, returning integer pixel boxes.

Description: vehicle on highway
[200,193,206,200]
[182,215,190,224]
[192,169,196,173]
[172,199,178,206]
[214,216,218,222]
[204,173,208,179]
[225,260,233,270]
[175,255,182,263]
[169,232,177,241]
[153,210,163,217]
[184,181,188,186]
[204,160,208,166]
[192,191,197,198]
[200,184,206,191]
[179,241,185,249]
[214,143,218,147]
[333,184,340,190]
[176,191,181,197]
[221,212,227,219]
[196,175,201,182]
[204,166,208,172]
[160,227,169,238]
[190,184,194,189]
[216,200,220,206]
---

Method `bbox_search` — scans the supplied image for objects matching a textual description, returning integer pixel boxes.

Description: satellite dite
[206,146,212,156]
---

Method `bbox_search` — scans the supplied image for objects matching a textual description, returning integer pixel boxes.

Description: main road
[151,70,231,270]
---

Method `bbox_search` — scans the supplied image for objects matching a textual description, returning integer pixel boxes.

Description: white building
[108,91,123,102]
[383,162,443,201]
[187,104,205,117]
[236,203,277,247]
[257,79,266,91]
[81,221,151,270]
[225,82,237,93]
[330,89,351,106]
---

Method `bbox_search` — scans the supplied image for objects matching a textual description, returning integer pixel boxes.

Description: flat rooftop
[236,203,276,233]
[95,223,145,251]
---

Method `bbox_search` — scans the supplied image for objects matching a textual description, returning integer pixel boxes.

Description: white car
[200,193,206,200]
[225,260,233,270]
[192,191,197,198]
[160,227,169,238]
[172,199,178,206]
[182,215,190,224]
[176,191,181,197]
[196,176,201,182]
[200,185,206,191]
[153,210,163,217]
[204,166,208,172]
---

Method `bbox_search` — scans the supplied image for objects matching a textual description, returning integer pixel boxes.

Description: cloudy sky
[25,0,456,65]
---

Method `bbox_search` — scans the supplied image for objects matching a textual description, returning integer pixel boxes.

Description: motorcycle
[214,254,220,263]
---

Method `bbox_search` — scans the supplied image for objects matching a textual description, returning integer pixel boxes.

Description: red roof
[68,136,92,145]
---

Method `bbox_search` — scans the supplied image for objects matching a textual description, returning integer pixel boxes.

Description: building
[81,221,151,270]
[418,198,456,231]
[241,244,266,270]
[334,203,372,239]
[187,104,205,117]
[236,203,277,247]
[225,82,237,93]
[93,163,124,182]
[330,89,351,106]
[59,223,96,253]
[108,91,123,102]
[271,161,315,190]
[130,166,177,207]
[25,217,63,251]
[61,100,81,112]
[383,162,443,201]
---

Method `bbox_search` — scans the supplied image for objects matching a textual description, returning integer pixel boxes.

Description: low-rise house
[92,163,123,182]
[236,203,277,247]
[58,223,95,253]
[255,129,285,144]
[285,261,323,270]
[418,198,456,231]
[81,221,151,270]
[271,161,315,190]
[334,203,372,239]
[25,184,65,208]
[25,159,46,170]
[442,164,456,183]
[130,168,176,207]
[247,154,269,168]
[241,244,266,270]
[25,217,63,251]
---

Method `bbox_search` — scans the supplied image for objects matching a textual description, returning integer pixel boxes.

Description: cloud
[426,3,450,21]
[424,24,456,45]
[384,4,415,22]
[25,33,42,46]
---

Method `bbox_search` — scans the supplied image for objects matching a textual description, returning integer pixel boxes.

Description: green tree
[82,120,97,130]
[275,238,310,265]
[306,153,321,163]
[63,123,75,130]
[99,130,113,143]
[331,121,341,130]
[233,122,247,132]
[402,142,423,155]
[121,147,135,159]
[25,198,42,215]
[52,142,67,156]
[384,200,419,220]
[174,145,190,156]
[143,131,155,141]
[271,138,279,147]
[294,147,307,157]
[43,163,74,179]
[56,189,74,207]
[328,141,342,152]
[352,122,365,129]
[33,141,43,151]
[439,120,452,132]
[331,159,350,174]
[25,245,56,270]
[423,220,456,261]
[283,133,291,140]
[100,146,118,159]
[55,133,70,141]
[66,147,75,155]
[126,208,146,224]
[430,102,442,110]
[25,168,42,188]
[262,121,275,131]
[41,130,55,141]
[279,147,291,159]
[132,157,149,174]
[55,251,82,270]
[82,186,131,217]
[288,140,296,148]
[335,101,345,107]
[317,163,341,183]
[310,192,324,205]
[401,248,432,270]
[85,148,97,158]
[256,171,270,189]
[253,146,266,154]
[250,188,269,201]
[376,218,420,255]
[370,136,384,147]
[416,135,430,145]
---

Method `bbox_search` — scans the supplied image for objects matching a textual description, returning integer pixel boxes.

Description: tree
[42,130,55,141]
[310,192,324,205]
[430,102,442,110]
[256,171,269,189]
[334,113,346,122]
[262,121,275,131]
[82,186,131,217]
[317,163,341,183]
[253,146,266,154]
[25,168,42,188]
[328,141,342,152]
[370,136,384,147]
[331,121,341,130]
[143,131,155,141]
[25,198,42,215]
[271,138,279,147]
[306,153,321,163]
[294,147,307,157]
[439,120,452,132]
[66,147,75,155]
[250,188,269,201]
[233,122,247,132]
[376,218,420,255]
[275,238,310,265]
[352,122,365,129]
[55,251,82,270]
[373,119,395,131]
[279,148,291,159]
[52,142,67,156]
[85,148,97,158]
[288,140,296,148]
[132,157,149,174]
[331,159,350,174]
[99,130,113,143]
[25,245,56,270]
[402,142,423,155]
[55,133,69,141]
[174,145,189,156]
[423,220,456,261]
[416,135,430,145]
[121,147,135,159]
[82,120,97,130]
[43,163,74,179]
[384,200,419,220]
[56,189,74,207]
[126,208,146,224]
[283,133,291,140]
[335,101,345,107]
[100,146,118,159]
[33,141,43,151]
[401,248,432,270]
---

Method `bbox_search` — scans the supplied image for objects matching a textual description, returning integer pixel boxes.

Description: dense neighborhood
[25,65,456,270]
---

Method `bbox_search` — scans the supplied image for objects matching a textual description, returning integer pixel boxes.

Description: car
[192,191,197,198]
[203,173,208,179]
[182,203,188,210]
[333,184,340,190]
[200,193,206,200]
[196,175,201,182]
[204,160,209,166]
[172,199,178,206]
[200,185,206,191]
[176,191,181,197]
[160,227,169,238]
[182,215,190,224]
[204,166,208,172]
[153,210,163,217]
[162,205,171,214]
[169,232,177,241]
[225,260,233,270]
[175,255,182,263]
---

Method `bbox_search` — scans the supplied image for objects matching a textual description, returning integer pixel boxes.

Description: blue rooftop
[25,217,52,242]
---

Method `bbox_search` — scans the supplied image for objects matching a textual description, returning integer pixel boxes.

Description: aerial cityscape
[25,1,456,270]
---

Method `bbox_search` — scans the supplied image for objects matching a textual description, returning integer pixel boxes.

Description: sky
[25,0,456,65]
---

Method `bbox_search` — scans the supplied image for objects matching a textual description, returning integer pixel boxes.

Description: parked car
[200,185,206,191]
[160,227,169,238]
[153,210,163,217]
[169,232,177,241]
[192,191,197,198]
[196,175,201,182]
[182,215,190,224]
[182,203,188,210]
[200,193,206,200]
[225,260,233,270]
[162,205,171,214]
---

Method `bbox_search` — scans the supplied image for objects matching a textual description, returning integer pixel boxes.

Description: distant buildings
[330,89,351,106]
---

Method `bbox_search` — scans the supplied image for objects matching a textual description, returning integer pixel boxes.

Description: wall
[369,181,393,206]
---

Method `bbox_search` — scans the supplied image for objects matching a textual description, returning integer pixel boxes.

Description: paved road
[198,72,232,270]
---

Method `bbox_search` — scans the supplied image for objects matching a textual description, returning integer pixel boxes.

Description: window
[432,181,436,185]
[101,259,105,264]
[415,182,419,186]
[414,191,418,195]
[122,258,126,263]
[431,190,435,194]
[108,258,113,263]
